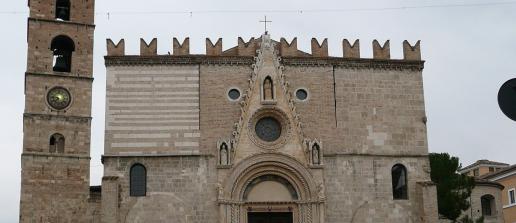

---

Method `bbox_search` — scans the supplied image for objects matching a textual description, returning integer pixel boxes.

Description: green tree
[429,153,476,222]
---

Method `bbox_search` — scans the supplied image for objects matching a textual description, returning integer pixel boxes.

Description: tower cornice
[25,72,94,81]
[28,17,95,27]
[23,113,92,123]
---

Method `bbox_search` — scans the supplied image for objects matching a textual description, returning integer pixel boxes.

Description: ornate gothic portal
[217,34,325,223]
[218,154,323,223]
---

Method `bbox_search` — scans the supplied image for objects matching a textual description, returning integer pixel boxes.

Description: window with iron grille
[130,164,147,197]
[481,194,495,216]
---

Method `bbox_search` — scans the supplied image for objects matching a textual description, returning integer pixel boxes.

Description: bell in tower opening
[51,35,75,72]
[55,0,71,21]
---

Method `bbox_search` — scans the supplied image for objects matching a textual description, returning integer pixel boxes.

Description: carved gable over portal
[215,34,326,223]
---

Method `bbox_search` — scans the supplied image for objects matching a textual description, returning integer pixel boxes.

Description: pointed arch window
[263,76,274,101]
[392,164,408,200]
[51,35,75,73]
[130,164,147,197]
[55,0,70,21]
[49,133,65,153]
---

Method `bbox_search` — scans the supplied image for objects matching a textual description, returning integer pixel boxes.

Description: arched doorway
[244,175,297,223]
[244,175,298,201]
[219,153,323,223]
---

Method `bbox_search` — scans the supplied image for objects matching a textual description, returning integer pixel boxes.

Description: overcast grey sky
[1,0,516,221]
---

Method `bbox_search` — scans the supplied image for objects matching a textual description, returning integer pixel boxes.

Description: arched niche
[224,153,317,202]
[243,175,298,202]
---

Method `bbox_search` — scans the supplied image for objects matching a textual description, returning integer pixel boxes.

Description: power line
[2,0,516,15]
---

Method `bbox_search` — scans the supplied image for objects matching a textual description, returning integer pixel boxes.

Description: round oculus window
[47,87,71,110]
[296,89,308,101]
[228,89,241,100]
[255,117,282,142]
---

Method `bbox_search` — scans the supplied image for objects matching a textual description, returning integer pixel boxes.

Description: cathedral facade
[19,0,439,222]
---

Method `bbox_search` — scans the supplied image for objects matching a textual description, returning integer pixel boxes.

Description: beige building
[459,159,509,178]
[19,0,440,222]
[483,165,516,223]
[458,160,516,223]
[460,180,505,223]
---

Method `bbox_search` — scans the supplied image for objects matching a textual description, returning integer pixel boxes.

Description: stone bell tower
[20,0,95,222]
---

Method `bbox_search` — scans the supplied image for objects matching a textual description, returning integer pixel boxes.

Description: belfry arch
[219,153,324,223]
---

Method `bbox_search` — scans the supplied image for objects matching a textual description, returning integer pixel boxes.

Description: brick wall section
[20,0,95,221]
[323,155,432,222]
[102,156,218,223]
[20,155,91,223]
[105,65,201,155]
[29,0,95,24]
[27,20,94,77]
[199,64,252,154]
[24,74,93,117]
[23,114,91,155]
[83,188,102,223]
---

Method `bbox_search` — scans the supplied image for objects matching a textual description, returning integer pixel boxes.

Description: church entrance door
[248,212,293,223]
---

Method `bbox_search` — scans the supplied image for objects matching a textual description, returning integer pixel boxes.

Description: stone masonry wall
[283,65,337,151]
[284,65,427,156]
[199,64,253,155]
[105,65,200,155]
[324,155,432,223]
[102,156,218,223]
[333,67,427,156]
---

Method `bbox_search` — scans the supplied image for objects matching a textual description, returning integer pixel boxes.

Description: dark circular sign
[498,78,516,121]
[47,87,71,110]
[228,89,241,100]
[255,117,282,142]
[296,89,308,101]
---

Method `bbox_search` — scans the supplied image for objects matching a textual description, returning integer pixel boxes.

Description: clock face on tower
[47,87,71,110]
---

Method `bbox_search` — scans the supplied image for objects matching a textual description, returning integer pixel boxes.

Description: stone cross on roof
[259,16,272,34]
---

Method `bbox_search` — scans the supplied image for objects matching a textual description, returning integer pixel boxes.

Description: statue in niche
[312,144,320,165]
[220,143,229,165]
[217,183,224,200]
[263,77,273,100]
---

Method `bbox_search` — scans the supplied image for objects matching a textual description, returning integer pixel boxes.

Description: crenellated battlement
[373,40,391,59]
[106,37,422,61]
[173,38,190,55]
[140,38,157,56]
